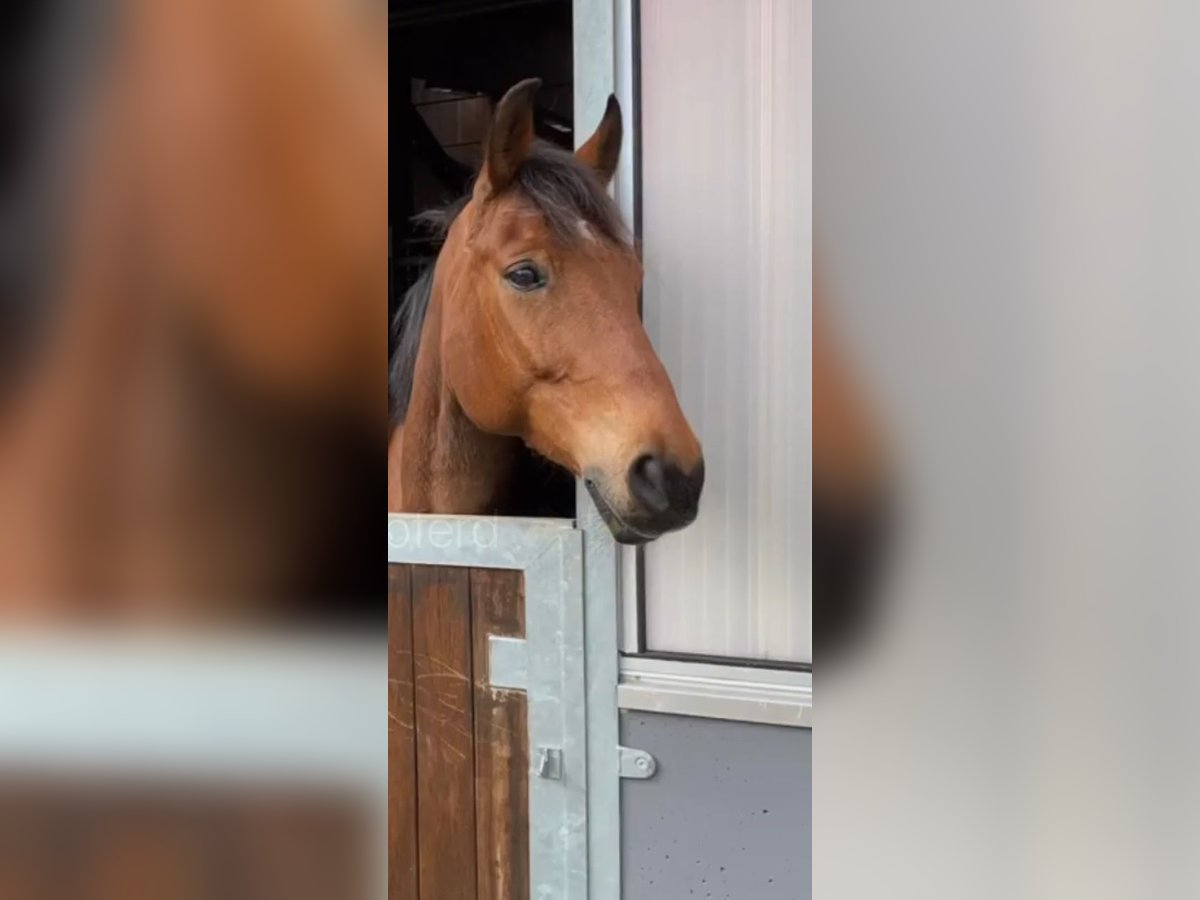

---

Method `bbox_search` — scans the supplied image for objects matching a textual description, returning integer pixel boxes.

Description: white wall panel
[640,0,811,662]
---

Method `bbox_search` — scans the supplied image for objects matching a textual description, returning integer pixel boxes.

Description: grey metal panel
[488,635,529,691]
[578,489,622,900]
[573,1,625,896]
[526,526,589,899]
[620,711,812,900]
[573,0,616,135]
[387,514,574,569]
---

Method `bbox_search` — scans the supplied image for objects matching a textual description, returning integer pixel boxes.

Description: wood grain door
[388,564,529,900]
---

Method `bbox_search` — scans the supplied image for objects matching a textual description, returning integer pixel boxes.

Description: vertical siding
[640,0,811,662]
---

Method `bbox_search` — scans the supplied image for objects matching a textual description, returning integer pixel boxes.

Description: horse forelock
[509,142,628,246]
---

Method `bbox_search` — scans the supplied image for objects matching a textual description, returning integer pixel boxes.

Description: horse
[388,79,704,544]
[0,0,386,616]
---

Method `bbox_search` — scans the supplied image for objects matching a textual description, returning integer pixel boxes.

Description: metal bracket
[535,746,563,780]
[488,635,528,691]
[617,746,657,780]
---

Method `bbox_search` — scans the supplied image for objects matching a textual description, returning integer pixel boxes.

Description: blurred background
[0,0,383,615]
[0,0,385,895]
[817,0,1200,897]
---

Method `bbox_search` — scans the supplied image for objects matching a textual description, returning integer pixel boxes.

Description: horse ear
[481,78,541,196]
[575,94,622,186]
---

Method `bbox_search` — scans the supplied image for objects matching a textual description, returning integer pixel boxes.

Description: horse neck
[399,279,518,514]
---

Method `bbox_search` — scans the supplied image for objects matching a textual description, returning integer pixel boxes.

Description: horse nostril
[628,454,671,514]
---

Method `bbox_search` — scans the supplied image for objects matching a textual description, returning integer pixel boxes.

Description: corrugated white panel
[640,0,811,663]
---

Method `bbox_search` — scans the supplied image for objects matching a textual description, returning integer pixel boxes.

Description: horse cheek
[450,335,524,435]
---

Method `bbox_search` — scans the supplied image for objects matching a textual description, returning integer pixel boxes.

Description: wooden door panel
[388,564,419,899]
[411,566,476,900]
[390,563,530,900]
[470,568,529,900]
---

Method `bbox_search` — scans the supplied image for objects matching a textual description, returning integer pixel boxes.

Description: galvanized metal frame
[388,514,590,898]
[574,1,628,896]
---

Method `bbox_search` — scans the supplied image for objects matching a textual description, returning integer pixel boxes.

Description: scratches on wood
[390,564,530,899]
[412,565,476,900]
[470,568,529,900]
[388,564,418,899]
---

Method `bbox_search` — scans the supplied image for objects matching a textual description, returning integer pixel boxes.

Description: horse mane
[389,140,629,429]
[389,265,435,427]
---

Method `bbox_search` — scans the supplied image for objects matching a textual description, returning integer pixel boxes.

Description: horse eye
[504,262,545,292]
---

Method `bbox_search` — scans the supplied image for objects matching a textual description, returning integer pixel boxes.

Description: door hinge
[618,746,657,779]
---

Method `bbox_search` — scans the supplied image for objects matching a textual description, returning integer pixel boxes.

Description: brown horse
[388,80,703,543]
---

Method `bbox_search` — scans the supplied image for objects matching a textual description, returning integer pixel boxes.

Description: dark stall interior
[390,0,575,318]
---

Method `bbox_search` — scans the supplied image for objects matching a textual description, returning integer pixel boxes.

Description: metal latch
[535,746,563,780]
[618,746,657,779]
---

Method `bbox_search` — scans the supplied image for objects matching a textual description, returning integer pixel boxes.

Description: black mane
[388,142,628,429]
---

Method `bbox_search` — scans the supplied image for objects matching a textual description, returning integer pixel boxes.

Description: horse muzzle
[584,455,705,544]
